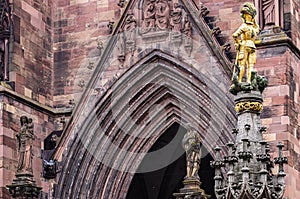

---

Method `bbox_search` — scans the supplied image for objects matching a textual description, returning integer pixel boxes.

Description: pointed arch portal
[55,51,235,198]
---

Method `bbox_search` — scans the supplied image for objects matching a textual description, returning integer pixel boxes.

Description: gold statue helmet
[240,2,257,19]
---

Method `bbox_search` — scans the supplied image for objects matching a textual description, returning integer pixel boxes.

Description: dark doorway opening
[126,123,216,199]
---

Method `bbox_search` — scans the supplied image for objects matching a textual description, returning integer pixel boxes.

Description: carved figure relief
[142,0,156,33]
[183,18,192,38]
[0,0,10,33]
[183,17,193,55]
[182,125,201,179]
[155,0,170,31]
[117,33,126,62]
[262,0,275,26]
[142,0,170,33]
[16,116,34,174]
[124,11,137,53]
[170,3,182,41]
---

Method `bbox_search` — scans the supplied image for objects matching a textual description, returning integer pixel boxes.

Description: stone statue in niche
[183,19,192,37]
[262,0,276,28]
[0,0,10,33]
[117,33,126,62]
[142,0,156,34]
[155,0,170,31]
[170,3,182,39]
[0,45,4,81]
[0,0,11,82]
[16,116,34,174]
[124,11,137,53]
[182,124,201,179]
[183,17,193,55]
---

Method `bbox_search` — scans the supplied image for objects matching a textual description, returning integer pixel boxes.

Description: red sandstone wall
[201,0,250,36]
[52,0,120,108]
[1,0,58,197]
[290,0,300,49]
[11,0,54,106]
[2,0,299,197]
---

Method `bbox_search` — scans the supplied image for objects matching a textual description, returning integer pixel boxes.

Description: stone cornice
[0,85,72,117]
[256,33,300,59]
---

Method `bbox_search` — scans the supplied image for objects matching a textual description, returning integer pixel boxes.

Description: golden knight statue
[232,3,260,83]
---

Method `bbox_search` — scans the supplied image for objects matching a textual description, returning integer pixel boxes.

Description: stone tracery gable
[106,0,231,75]
[101,0,216,93]
[98,0,233,96]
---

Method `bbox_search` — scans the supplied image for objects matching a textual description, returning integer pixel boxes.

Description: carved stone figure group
[142,0,185,34]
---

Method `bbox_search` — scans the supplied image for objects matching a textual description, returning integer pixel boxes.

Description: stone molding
[0,85,73,116]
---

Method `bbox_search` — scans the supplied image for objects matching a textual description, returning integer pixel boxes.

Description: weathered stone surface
[0,0,298,198]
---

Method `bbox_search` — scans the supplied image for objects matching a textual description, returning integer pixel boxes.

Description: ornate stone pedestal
[6,173,41,198]
[234,91,263,153]
[173,177,209,199]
